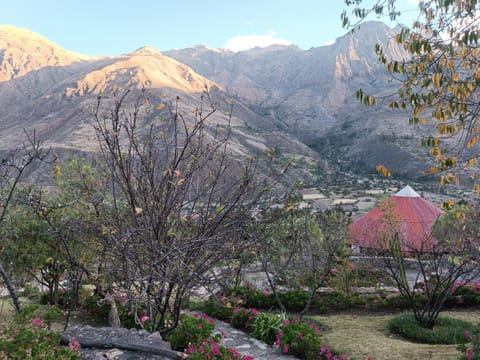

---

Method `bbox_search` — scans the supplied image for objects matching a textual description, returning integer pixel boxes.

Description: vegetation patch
[388,313,476,345]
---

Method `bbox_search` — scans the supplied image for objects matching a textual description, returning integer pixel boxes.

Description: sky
[0,0,420,56]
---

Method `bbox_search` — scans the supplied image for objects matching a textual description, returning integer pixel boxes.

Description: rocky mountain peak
[131,46,163,56]
[0,25,93,82]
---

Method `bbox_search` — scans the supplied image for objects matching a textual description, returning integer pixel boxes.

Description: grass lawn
[314,309,480,360]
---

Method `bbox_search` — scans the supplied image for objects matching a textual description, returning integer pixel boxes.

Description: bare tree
[0,131,47,312]
[91,88,270,333]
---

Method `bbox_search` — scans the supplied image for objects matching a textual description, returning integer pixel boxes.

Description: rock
[62,325,185,360]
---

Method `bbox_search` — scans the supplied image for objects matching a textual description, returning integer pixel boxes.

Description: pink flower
[464,330,471,339]
[263,290,269,297]
[466,348,474,360]
[196,323,203,329]
[243,356,254,360]
[31,317,44,328]
[139,314,150,323]
[212,344,219,355]
[283,345,289,353]
[298,332,304,341]
[68,340,81,351]
[187,347,195,354]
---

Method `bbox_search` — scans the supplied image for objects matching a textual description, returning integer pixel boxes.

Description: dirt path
[314,310,480,360]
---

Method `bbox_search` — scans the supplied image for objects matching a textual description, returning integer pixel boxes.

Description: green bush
[388,313,476,344]
[278,290,310,312]
[83,294,109,323]
[15,304,62,328]
[458,328,480,360]
[166,313,215,352]
[231,307,259,331]
[226,285,275,309]
[277,318,323,359]
[0,317,80,359]
[315,291,365,313]
[202,297,235,322]
[250,312,285,345]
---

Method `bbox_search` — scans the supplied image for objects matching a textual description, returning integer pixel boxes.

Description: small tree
[366,201,480,328]
[0,132,47,312]
[257,206,350,316]
[91,88,270,333]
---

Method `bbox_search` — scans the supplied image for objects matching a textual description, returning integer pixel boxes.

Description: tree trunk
[0,260,22,312]
[105,293,121,328]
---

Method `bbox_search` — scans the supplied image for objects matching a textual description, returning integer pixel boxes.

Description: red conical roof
[350,186,443,252]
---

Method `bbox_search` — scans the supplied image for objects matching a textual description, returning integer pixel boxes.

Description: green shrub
[0,318,80,359]
[166,313,215,352]
[83,294,109,323]
[277,318,323,359]
[452,286,480,307]
[278,290,310,312]
[226,285,275,309]
[458,327,480,360]
[250,312,285,345]
[388,313,476,344]
[202,297,235,322]
[231,307,259,331]
[22,285,42,300]
[15,304,62,328]
[315,291,365,313]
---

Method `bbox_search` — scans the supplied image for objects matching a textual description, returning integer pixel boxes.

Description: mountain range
[0,22,431,186]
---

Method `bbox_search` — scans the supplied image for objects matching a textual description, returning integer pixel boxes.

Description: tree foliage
[0,132,47,312]
[343,0,480,189]
[257,206,350,316]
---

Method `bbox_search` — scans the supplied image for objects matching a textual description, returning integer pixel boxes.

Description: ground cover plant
[388,313,476,345]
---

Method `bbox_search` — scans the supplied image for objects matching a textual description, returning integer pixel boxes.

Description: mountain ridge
[0,22,430,184]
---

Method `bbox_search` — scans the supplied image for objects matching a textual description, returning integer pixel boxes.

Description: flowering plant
[0,317,80,359]
[187,338,254,360]
[231,307,259,331]
[458,329,480,360]
[275,318,323,359]
[166,313,215,351]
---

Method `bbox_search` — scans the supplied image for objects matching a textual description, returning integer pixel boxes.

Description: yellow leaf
[176,178,185,186]
[156,103,165,111]
[135,207,143,215]
[466,158,477,167]
[376,165,391,177]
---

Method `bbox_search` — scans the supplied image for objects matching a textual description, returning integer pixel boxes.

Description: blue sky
[0,0,419,56]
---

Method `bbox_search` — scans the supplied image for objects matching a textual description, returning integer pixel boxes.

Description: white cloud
[324,39,335,46]
[224,30,292,52]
